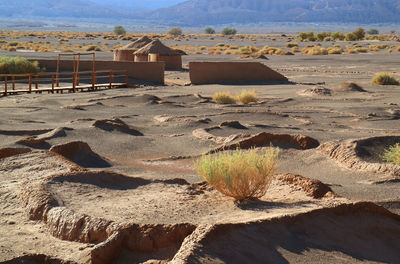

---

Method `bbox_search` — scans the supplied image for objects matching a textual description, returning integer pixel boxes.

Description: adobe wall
[189,62,288,85]
[158,55,182,71]
[113,49,136,62]
[35,59,165,84]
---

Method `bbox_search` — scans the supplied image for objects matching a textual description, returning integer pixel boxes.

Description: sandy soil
[0,44,400,263]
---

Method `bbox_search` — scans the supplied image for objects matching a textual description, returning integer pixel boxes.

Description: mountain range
[0,0,400,25]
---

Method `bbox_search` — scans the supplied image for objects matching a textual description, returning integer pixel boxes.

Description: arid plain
[1,32,400,263]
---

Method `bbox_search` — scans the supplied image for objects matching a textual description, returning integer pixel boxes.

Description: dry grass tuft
[212,92,236,104]
[195,148,279,201]
[382,143,400,164]
[372,73,399,85]
[236,90,258,104]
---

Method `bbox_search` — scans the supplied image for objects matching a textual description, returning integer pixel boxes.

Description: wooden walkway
[1,70,134,96]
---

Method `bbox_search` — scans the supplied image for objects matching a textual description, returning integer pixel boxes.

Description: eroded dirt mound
[92,118,143,136]
[318,136,400,176]
[172,202,400,264]
[0,147,31,159]
[205,132,320,152]
[299,86,332,96]
[16,138,50,149]
[276,173,335,199]
[334,82,367,92]
[49,141,111,168]
[1,254,77,264]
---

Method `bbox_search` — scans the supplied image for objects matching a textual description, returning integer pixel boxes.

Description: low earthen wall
[189,62,288,85]
[35,59,165,84]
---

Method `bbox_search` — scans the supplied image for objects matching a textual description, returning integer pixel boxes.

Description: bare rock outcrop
[299,86,332,96]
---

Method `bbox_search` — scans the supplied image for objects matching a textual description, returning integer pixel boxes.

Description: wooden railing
[0,70,130,96]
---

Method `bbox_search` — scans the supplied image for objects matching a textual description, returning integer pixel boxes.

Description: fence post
[72,73,76,93]
[12,76,15,91]
[91,72,95,90]
[4,76,7,96]
[109,71,113,89]
[28,75,32,93]
[51,75,55,93]
[35,75,39,93]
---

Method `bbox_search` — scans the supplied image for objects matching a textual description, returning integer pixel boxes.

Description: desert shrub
[355,47,368,53]
[83,45,101,51]
[397,46,400,52]
[212,92,236,104]
[304,46,328,55]
[286,42,298,48]
[372,73,399,85]
[113,26,126,36]
[367,28,379,35]
[298,32,307,41]
[327,47,343,54]
[353,27,366,40]
[221,28,237,36]
[345,33,357,41]
[205,27,216,34]
[194,147,279,201]
[382,144,400,164]
[168,27,183,37]
[0,56,40,74]
[237,90,258,104]
[331,31,344,40]
[316,32,329,41]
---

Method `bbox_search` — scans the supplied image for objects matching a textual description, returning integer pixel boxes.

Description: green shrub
[168,27,183,37]
[237,90,258,104]
[212,92,236,104]
[372,73,399,85]
[113,26,126,36]
[353,27,366,40]
[221,28,237,36]
[367,28,379,35]
[194,147,279,201]
[345,33,357,41]
[0,57,40,74]
[382,144,400,164]
[205,27,216,34]
[331,31,345,41]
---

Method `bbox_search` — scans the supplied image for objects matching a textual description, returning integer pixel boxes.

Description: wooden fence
[1,70,131,96]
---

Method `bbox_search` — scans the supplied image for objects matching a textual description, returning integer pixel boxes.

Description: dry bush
[212,92,236,104]
[327,47,343,54]
[355,47,368,53]
[382,143,400,164]
[286,42,298,48]
[83,45,101,51]
[396,46,400,52]
[0,56,40,74]
[304,47,328,55]
[372,73,399,85]
[194,148,279,201]
[236,90,258,104]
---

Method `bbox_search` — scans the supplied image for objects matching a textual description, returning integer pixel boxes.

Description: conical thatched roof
[134,39,180,55]
[120,36,152,50]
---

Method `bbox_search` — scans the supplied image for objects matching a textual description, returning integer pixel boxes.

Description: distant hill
[145,0,400,25]
[0,0,400,26]
[0,0,118,18]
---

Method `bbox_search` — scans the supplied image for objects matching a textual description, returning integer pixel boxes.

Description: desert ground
[0,32,400,263]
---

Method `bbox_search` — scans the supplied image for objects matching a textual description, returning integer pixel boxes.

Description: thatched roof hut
[114,36,152,62]
[134,39,183,70]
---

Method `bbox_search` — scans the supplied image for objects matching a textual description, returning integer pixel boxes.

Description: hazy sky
[91,0,185,9]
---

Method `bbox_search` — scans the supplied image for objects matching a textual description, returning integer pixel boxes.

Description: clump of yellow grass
[194,147,279,201]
